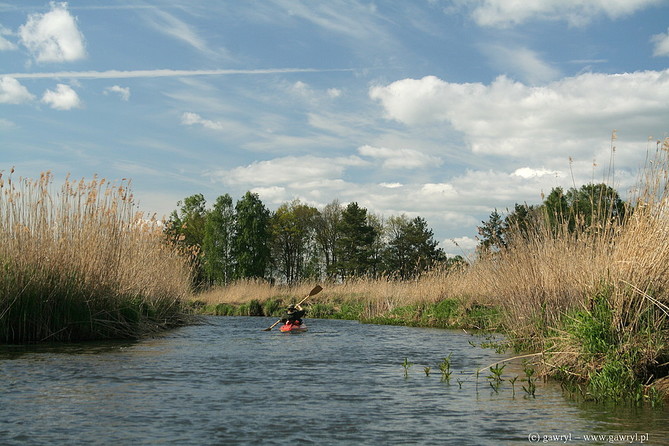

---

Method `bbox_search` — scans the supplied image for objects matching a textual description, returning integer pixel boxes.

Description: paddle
[262,285,323,331]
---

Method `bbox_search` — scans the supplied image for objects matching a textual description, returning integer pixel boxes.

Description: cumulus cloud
[463,0,663,27]
[651,27,669,57]
[103,85,130,101]
[441,236,478,256]
[370,71,669,158]
[357,145,442,169]
[18,2,86,63]
[41,83,81,110]
[512,167,562,179]
[0,76,35,104]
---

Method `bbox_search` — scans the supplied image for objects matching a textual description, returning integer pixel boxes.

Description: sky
[2,1,669,256]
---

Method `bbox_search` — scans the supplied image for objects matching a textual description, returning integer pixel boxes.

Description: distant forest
[165,182,625,287]
[164,193,459,287]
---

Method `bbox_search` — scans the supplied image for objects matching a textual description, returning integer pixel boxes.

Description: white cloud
[103,85,130,101]
[651,27,669,57]
[463,0,663,27]
[380,182,403,188]
[357,144,442,169]
[327,88,342,98]
[512,167,562,179]
[0,76,35,104]
[0,26,17,51]
[0,118,16,129]
[420,183,457,198]
[142,8,225,59]
[211,155,368,187]
[19,1,86,63]
[370,71,669,159]
[41,83,81,110]
[441,236,478,256]
[181,111,237,132]
[183,112,227,130]
[292,80,311,96]
[479,44,561,84]
[250,186,286,203]
[6,67,353,80]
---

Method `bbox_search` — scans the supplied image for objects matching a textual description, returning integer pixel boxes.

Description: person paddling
[281,303,306,327]
[262,285,321,331]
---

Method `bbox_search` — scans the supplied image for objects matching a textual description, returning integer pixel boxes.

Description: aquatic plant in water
[438,353,453,383]
[522,365,537,398]
[487,363,506,393]
[402,357,414,378]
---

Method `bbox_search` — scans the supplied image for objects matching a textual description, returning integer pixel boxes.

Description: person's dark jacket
[281,306,306,324]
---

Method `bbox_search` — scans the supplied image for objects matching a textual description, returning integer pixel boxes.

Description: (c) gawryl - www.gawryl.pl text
[527,432,650,444]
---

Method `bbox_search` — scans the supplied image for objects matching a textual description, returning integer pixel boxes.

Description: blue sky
[2,1,669,256]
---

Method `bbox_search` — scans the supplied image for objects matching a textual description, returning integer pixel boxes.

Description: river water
[1,317,667,445]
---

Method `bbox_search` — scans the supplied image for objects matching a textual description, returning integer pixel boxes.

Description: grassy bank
[191,277,501,330]
[0,171,193,343]
[192,278,500,330]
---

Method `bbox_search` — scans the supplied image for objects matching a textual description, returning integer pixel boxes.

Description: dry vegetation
[0,170,193,342]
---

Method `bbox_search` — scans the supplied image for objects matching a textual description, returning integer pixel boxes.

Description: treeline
[477,183,626,252]
[164,192,463,287]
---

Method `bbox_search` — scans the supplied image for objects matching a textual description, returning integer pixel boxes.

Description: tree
[270,199,319,285]
[384,215,445,279]
[164,194,208,285]
[334,202,378,279]
[566,183,626,230]
[502,203,540,244]
[314,200,342,279]
[232,192,271,279]
[477,209,506,253]
[202,194,235,286]
[542,183,625,233]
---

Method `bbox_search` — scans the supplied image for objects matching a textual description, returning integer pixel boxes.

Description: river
[1,317,667,445]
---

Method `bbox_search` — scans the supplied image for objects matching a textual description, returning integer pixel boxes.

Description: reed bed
[451,138,669,398]
[0,170,193,343]
[196,275,450,308]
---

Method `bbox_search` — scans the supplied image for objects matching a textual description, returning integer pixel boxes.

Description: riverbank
[0,172,193,343]
[191,280,501,331]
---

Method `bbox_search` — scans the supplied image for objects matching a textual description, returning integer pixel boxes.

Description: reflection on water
[1,317,667,445]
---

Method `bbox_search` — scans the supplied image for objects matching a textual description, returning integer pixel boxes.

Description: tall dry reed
[448,138,669,388]
[0,170,193,342]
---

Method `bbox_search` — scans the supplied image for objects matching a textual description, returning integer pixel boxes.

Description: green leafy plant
[510,375,518,397]
[402,357,414,378]
[522,365,537,398]
[487,363,506,393]
[438,354,453,382]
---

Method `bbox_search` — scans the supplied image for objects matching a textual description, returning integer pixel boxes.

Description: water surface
[1,317,666,445]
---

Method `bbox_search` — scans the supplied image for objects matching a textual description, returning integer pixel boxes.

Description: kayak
[279,322,308,332]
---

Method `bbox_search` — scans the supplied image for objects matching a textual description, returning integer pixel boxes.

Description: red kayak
[279,322,308,332]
